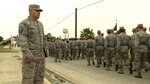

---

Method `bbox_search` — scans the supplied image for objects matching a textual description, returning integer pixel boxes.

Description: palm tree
[80,27,94,39]
[45,33,56,41]
[0,36,3,42]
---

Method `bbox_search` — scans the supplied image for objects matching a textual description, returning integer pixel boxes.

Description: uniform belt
[121,44,128,46]
[56,47,61,48]
[140,43,147,45]
[96,43,103,46]
[107,46,114,48]
[87,46,93,48]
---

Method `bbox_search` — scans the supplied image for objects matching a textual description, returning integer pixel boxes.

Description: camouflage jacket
[105,34,117,49]
[134,31,149,52]
[131,34,136,48]
[117,33,131,52]
[18,17,46,59]
[95,35,104,49]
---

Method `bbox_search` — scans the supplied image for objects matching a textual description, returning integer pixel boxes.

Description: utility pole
[75,8,77,38]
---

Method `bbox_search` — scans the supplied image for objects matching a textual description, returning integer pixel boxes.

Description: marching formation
[45,24,150,79]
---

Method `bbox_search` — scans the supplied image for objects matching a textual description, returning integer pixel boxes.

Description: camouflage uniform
[49,42,52,56]
[18,15,46,84]
[85,37,95,66]
[66,40,72,60]
[70,40,73,59]
[55,38,63,63]
[45,42,50,57]
[129,30,136,74]
[61,40,65,59]
[81,39,86,59]
[77,39,82,59]
[130,32,136,62]
[148,34,150,63]
[104,29,117,70]
[95,33,104,67]
[51,41,55,57]
[134,25,150,78]
[72,39,79,60]
[62,40,68,60]
[117,32,131,74]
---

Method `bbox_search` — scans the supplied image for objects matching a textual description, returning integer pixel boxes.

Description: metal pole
[75,8,77,38]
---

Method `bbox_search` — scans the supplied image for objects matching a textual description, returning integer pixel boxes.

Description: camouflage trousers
[62,49,71,60]
[22,58,45,84]
[55,49,62,62]
[130,48,135,64]
[147,51,150,63]
[80,48,86,59]
[95,48,104,66]
[72,49,79,60]
[134,52,150,76]
[86,49,95,65]
[65,49,72,60]
[117,52,129,72]
[105,49,115,69]
[49,49,54,57]
[62,49,66,59]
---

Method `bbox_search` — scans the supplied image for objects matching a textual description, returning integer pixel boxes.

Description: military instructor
[18,4,46,84]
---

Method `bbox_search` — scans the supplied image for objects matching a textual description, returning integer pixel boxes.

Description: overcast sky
[0,0,150,39]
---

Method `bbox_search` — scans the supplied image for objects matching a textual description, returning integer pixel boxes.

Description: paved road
[46,56,150,84]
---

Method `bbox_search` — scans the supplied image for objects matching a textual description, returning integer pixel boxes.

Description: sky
[0,0,150,39]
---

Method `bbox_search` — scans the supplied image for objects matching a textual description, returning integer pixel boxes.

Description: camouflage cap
[107,29,114,32]
[29,4,43,12]
[97,30,101,34]
[132,28,135,32]
[119,26,124,29]
[137,24,143,28]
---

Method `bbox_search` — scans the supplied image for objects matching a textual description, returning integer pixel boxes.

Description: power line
[44,12,74,31]
[45,0,104,32]
[78,0,104,10]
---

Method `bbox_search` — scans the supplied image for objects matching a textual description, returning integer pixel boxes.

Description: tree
[0,36,3,42]
[80,27,94,39]
[45,33,56,41]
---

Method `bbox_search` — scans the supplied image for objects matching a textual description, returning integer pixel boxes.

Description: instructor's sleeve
[18,22,33,57]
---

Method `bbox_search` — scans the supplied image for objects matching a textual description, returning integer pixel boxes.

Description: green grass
[0,46,17,52]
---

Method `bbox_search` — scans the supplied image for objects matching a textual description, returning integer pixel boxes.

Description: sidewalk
[0,52,22,84]
[0,47,50,84]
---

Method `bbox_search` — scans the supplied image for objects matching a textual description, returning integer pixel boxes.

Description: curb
[46,66,79,84]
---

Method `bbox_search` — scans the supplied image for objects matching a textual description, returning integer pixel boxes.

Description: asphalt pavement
[46,56,150,84]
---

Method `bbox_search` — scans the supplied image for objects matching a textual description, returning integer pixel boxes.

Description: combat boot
[134,72,142,78]
[69,57,72,61]
[117,69,124,74]
[106,66,110,71]
[93,61,95,65]
[87,64,91,66]
[96,65,100,68]
[55,59,57,62]
[103,61,106,67]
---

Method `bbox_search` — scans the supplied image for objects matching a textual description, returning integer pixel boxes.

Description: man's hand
[26,56,34,63]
